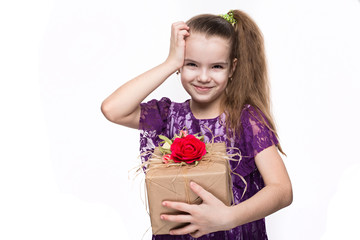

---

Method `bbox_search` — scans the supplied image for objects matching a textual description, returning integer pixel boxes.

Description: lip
[193,85,213,92]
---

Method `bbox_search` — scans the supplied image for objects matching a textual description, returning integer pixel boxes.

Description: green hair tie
[220,11,237,26]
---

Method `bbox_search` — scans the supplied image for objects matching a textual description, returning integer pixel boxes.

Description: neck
[189,99,224,120]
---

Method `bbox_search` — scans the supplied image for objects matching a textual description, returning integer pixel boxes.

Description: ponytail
[224,10,285,155]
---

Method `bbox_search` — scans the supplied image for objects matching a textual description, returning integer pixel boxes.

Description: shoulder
[239,104,279,153]
[141,97,171,108]
[240,104,266,129]
[140,97,172,115]
[141,97,191,113]
[139,97,191,135]
[141,97,189,107]
[139,97,190,123]
[239,104,278,143]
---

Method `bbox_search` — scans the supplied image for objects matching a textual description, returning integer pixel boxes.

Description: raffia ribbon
[140,142,247,235]
[142,141,247,199]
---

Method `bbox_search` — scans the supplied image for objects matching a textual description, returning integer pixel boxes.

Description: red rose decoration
[170,135,206,164]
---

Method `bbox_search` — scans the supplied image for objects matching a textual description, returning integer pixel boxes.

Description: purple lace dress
[139,97,279,240]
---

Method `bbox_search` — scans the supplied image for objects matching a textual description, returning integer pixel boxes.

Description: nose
[197,68,211,83]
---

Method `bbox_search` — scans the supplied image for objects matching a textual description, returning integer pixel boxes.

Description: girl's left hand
[161,181,234,238]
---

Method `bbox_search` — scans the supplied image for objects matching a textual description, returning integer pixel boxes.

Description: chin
[191,96,218,105]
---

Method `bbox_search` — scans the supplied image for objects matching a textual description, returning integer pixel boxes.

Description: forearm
[101,60,178,126]
[228,183,292,229]
[102,22,189,127]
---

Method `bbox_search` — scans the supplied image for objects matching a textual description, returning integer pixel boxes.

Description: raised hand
[166,21,190,70]
[161,181,234,238]
[101,22,190,128]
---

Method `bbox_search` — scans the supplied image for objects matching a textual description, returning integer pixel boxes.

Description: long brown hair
[186,10,285,155]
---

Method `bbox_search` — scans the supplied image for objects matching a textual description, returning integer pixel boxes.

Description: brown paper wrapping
[145,142,232,235]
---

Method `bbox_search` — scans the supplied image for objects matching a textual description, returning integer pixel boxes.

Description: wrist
[164,57,183,72]
[224,205,238,230]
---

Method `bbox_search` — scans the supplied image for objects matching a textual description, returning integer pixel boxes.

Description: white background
[1,0,360,239]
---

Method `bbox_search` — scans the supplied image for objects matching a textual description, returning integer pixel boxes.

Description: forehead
[185,32,231,62]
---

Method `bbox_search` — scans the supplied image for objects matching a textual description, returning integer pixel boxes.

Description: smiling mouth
[193,85,213,92]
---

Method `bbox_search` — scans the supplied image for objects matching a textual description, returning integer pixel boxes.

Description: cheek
[213,72,229,84]
[216,77,229,92]
[180,69,196,84]
[181,68,196,78]
[180,75,190,92]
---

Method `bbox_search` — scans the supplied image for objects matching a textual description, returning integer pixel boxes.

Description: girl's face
[180,32,235,114]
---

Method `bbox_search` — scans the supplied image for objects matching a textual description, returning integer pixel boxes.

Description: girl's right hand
[166,22,190,70]
[101,22,190,129]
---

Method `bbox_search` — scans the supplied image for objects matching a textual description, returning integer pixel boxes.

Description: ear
[229,58,238,77]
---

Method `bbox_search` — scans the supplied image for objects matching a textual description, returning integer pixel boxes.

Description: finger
[172,22,189,32]
[176,30,190,44]
[178,29,190,36]
[160,213,192,223]
[169,223,198,235]
[189,181,216,203]
[179,29,190,37]
[190,230,205,238]
[162,201,193,213]
[174,21,189,28]
[173,28,189,39]
[172,21,186,26]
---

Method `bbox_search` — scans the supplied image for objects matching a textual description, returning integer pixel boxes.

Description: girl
[102,10,292,240]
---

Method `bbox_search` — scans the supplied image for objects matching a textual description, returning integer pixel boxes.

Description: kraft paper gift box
[145,142,233,235]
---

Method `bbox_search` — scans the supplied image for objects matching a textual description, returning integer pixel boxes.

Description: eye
[212,65,224,69]
[186,62,197,67]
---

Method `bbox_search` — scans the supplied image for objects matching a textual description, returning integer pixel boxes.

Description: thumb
[190,181,217,203]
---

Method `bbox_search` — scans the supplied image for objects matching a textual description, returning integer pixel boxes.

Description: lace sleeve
[139,97,171,133]
[139,97,172,165]
[241,105,279,158]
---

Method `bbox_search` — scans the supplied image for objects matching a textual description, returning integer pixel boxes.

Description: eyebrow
[184,59,229,65]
